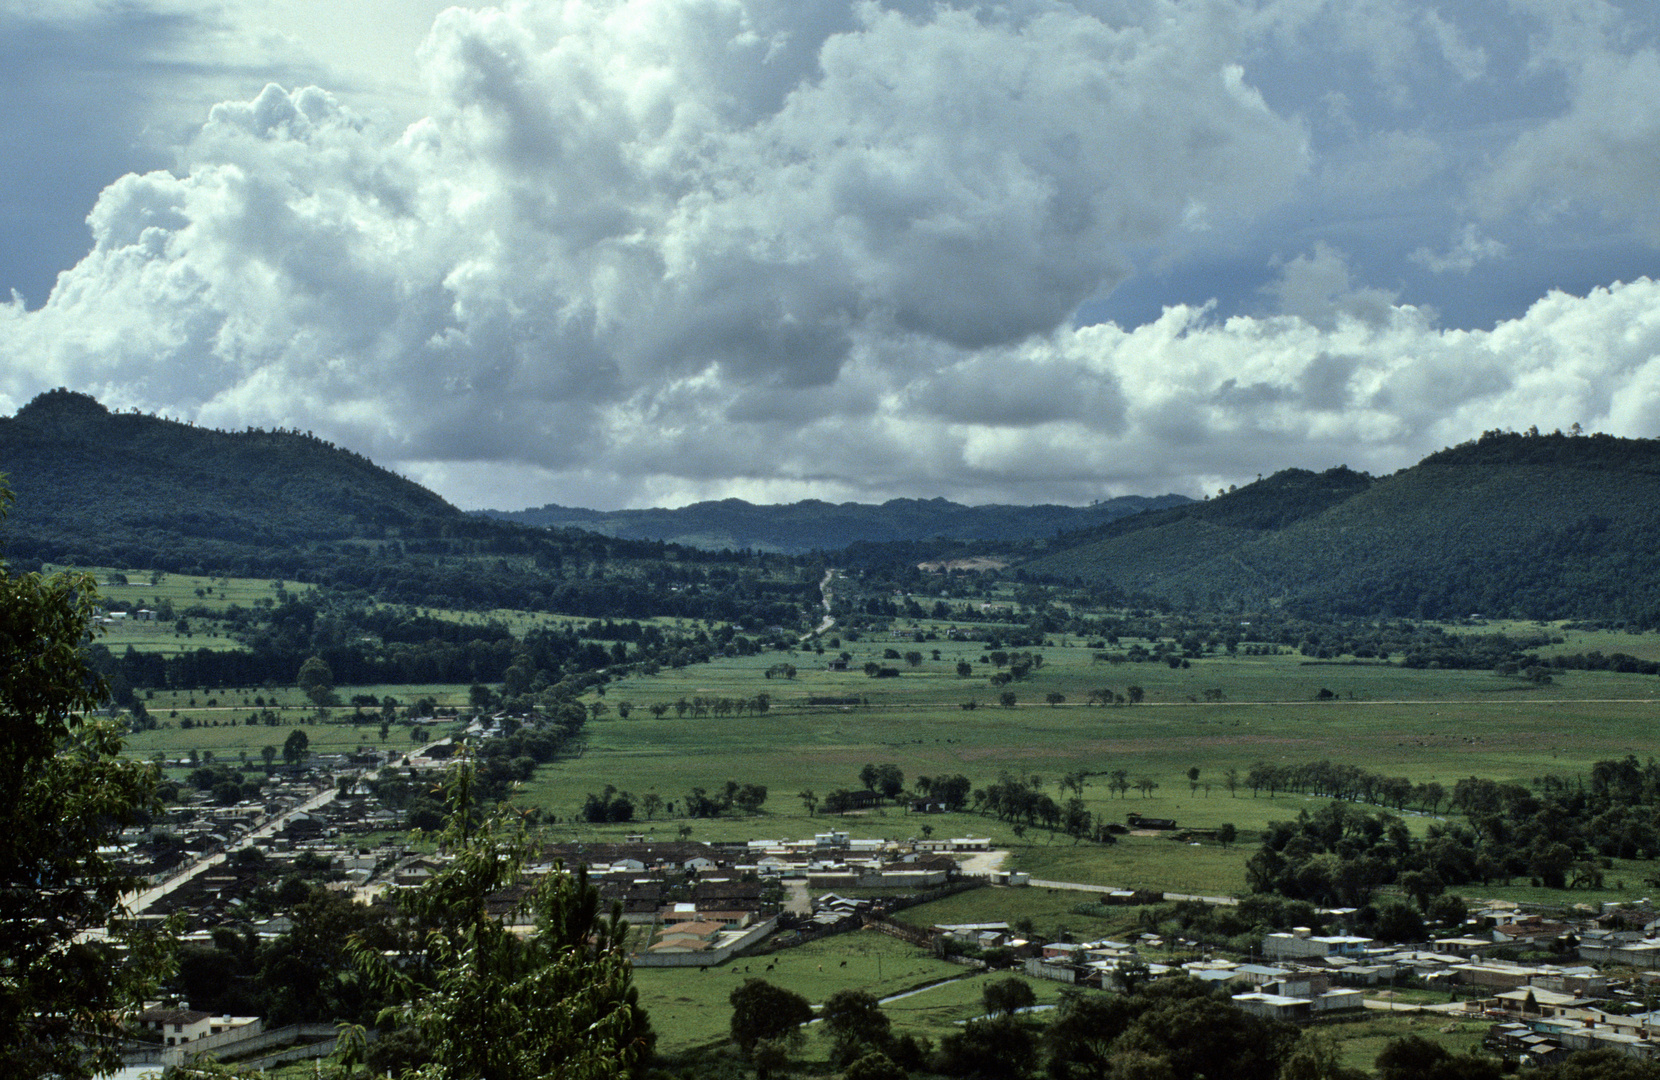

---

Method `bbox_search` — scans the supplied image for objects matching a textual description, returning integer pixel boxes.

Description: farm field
[67,563,1660,906]
[56,567,316,611]
[502,629,1660,900]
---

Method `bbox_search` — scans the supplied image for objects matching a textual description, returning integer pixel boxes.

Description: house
[1261,931,1373,962]
[1454,961,1538,990]
[1231,992,1313,1023]
[1434,936,1501,959]
[1492,917,1572,947]
[133,1007,240,1046]
[650,920,728,953]
[1579,937,1660,968]
[1025,956,1080,983]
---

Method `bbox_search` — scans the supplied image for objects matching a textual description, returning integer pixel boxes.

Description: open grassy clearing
[53,566,316,612]
[894,889,1160,942]
[97,621,248,654]
[83,585,1660,903]
[874,970,1068,1039]
[119,713,461,764]
[1326,1014,1490,1074]
[634,929,967,1051]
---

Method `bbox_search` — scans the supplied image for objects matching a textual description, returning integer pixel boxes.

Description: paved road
[120,766,376,918]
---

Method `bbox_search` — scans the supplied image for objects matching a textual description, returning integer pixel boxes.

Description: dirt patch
[956,849,1009,875]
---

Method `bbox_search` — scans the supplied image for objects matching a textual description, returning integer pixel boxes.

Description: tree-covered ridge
[477,493,1192,554]
[1022,429,1660,624]
[2,389,459,545]
[0,390,821,617]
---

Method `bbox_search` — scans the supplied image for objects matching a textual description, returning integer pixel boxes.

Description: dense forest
[0,390,821,619]
[1020,429,1660,625]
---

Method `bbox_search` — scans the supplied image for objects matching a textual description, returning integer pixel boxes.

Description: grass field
[498,631,1660,901]
[81,577,1660,905]
[635,929,972,1051]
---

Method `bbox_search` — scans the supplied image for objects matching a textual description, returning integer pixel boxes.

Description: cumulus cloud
[1482,43,1660,240]
[0,0,1312,500]
[1410,223,1507,273]
[4,0,1660,510]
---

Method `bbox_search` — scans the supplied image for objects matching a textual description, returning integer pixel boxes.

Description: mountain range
[4,391,1659,624]
[474,494,1190,554]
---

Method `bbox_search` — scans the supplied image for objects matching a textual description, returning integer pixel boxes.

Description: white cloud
[0,0,1311,503]
[4,0,1660,511]
[1481,44,1660,240]
[1410,223,1506,273]
[1263,243,1401,329]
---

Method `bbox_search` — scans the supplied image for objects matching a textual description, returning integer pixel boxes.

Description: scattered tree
[729,979,813,1059]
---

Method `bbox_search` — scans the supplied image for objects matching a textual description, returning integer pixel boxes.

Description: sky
[3,0,1660,511]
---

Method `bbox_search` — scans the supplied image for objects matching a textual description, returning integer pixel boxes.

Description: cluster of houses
[506,832,972,961]
[981,901,1660,1066]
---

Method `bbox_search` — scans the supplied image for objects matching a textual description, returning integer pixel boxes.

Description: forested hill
[0,391,810,622]
[0,389,475,567]
[476,493,1191,553]
[1021,429,1660,624]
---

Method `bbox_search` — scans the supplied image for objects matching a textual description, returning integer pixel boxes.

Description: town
[110,706,1660,1074]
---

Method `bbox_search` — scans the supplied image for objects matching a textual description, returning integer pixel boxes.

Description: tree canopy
[350,765,655,1080]
[0,481,170,1079]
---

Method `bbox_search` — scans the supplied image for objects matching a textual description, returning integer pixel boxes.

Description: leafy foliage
[350,767,654,1080]
[728,979,813,1058]
[0,486,171,1079]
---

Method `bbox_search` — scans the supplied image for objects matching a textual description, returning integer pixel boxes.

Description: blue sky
[3,0,1659,510]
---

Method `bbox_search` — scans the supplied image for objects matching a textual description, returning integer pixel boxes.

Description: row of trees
[727,971,1559,1080]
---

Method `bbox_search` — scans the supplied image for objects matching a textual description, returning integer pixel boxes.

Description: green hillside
[0,388,464,567]
[1023,430,1660,623]
[0,391,816,622]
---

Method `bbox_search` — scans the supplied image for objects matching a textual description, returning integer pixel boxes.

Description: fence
[123,1023,340,1070]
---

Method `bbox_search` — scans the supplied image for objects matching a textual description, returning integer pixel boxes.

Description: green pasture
[1325,1014,1491,1074]
[513,632,1660,899]
[634,929,966,1051]
[119,712,464,764]
[523,647,1660,821]
[894,888,1159,943]
[598,621,1660,723]
[96,620,247,655]
[51,566,316,613]
[874,969,1067,1039]
[92,609,1660,902]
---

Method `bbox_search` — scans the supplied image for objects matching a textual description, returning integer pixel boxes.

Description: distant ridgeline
[1021,428,1660,625]
[7,391,1658,624]
[474,493,1192,554]
[0,388,461,554]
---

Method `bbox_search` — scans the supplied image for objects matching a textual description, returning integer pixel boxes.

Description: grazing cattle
[839,960,847,967]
